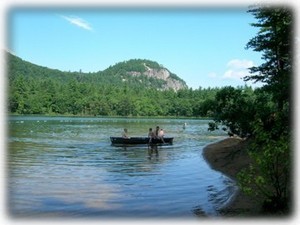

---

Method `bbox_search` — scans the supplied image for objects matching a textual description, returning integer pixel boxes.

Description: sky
[7,7,264,89]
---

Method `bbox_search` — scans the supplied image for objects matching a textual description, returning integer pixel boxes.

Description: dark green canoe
[110,137,173,145]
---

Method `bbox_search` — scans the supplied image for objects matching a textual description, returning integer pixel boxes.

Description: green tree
[208,86,255,137]
[245,6,292,119]
[237,6,292,214]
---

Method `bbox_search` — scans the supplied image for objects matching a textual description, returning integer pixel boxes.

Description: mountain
[7,52,188,91]
[102,59,188,91]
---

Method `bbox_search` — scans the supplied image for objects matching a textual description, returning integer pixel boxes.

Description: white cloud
[62,15,93,31]
[226,59,254,69]
[222,59,255,80]
[223,69,249,79]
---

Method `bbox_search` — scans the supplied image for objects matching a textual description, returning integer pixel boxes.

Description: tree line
[8,72,223,117]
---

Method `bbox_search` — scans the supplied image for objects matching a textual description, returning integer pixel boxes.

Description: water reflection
[148,144,159,159]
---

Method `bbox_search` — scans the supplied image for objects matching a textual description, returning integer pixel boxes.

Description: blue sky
[8,8,263,89]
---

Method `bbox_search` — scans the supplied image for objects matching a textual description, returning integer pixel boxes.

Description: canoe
[110,137,174,145]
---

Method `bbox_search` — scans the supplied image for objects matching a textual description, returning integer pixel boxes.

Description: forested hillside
[7,52,221,116]
[7,53,187,89]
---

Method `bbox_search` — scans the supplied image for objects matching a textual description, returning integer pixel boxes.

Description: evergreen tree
[238,6,293,214]
[245,6,292,114]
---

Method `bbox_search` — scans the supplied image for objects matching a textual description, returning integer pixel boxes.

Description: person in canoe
[155,126,165,143]
[158,128,165,143]
[148,128,155,143]
[155,126,160,137]
[148,128,158,157]
[122,128,129,139]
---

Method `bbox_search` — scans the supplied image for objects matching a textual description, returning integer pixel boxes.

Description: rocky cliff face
[127,63,187,91]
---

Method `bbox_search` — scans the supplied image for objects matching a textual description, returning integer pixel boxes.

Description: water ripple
[8,116,231,218]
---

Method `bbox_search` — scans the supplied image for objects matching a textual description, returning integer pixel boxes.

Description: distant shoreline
[202,137,262,216]
[8,114,212,120]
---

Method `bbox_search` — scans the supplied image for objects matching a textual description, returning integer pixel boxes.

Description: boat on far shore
[110,137,174,146]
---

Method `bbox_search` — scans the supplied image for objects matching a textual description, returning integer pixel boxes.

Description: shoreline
[8,114,212,120]
[203,137,261,217]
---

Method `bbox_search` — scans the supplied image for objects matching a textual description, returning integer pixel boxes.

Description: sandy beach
[203,137,262,217]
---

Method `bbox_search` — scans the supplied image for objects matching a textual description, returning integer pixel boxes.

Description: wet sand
[203,137,262,216]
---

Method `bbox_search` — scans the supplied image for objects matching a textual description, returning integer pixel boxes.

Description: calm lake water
[7,116,236,219]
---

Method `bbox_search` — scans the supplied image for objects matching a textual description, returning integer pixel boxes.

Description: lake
[7,116,236,219]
